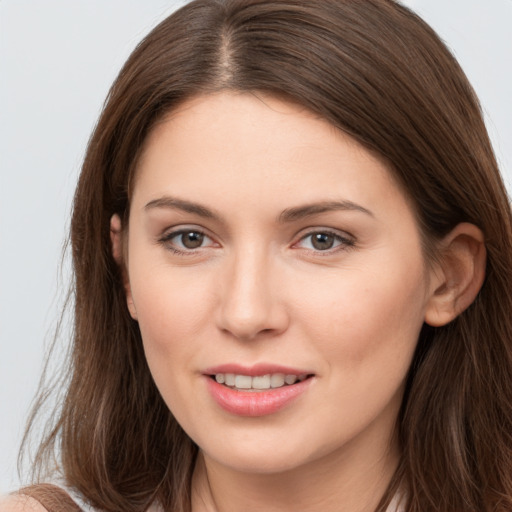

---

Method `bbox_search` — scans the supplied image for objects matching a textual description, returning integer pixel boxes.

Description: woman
[2,0,511,511]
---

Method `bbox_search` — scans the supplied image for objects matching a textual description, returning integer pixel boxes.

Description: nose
[216,248,289,341]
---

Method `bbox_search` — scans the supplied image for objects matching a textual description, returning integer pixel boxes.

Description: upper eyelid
[159,225,212,239]
[294,226,355,241]
[157,227,210,245]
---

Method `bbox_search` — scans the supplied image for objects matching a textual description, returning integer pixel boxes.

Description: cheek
[292,261,428,368]
[129,265,214,359]
[128,266,218,417]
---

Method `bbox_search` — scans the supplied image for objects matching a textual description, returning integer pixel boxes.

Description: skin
[0,496,46,512]
[110,92,485,512]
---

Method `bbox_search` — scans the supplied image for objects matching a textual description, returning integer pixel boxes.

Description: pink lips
[204,364,313,417]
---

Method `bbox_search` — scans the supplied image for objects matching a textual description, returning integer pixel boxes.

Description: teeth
[270,373,285,388]
[214,372,308,390]
[252,375,271,389]
[235,375,252,389]
[285,374,298,385]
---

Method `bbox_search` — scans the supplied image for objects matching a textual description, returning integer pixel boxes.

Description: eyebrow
[144,196,219,219]
[278,201,373,223]
[144,196,373,222]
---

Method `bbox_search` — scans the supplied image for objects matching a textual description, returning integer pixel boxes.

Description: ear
[110,214,138,320]
[424,223,486,327]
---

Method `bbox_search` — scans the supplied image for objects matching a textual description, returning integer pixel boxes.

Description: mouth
[203,364,315,415]
[210,373,312,391]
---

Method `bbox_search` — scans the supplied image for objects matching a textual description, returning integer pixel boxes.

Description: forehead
[131,92,404,215]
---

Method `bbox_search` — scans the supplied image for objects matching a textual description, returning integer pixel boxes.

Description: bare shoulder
[0,494,47,512]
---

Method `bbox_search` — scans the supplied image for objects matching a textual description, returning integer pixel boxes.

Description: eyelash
[158,228,215,256]
[294,230,355,254]
[158,228,355,255]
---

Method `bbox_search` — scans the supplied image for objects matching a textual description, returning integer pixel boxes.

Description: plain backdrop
[1,0,511,495]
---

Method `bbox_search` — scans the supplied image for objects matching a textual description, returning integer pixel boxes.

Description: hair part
[24,1,512,511]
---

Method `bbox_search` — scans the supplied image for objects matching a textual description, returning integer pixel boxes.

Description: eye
[160,228,216,252]
[296,230,354,252]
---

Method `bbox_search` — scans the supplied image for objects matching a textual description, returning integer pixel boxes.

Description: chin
[207,448,312,475]
[197,428,339,476]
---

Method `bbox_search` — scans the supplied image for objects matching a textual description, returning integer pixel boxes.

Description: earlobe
[110,214,138,321]
[424,223,486,327]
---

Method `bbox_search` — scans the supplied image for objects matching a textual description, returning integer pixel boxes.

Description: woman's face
[122,92,438,476]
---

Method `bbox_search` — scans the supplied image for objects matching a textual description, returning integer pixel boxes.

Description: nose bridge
[217,242,287,340]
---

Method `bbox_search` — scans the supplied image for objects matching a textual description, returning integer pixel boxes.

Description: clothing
[14,484,81,511]
[1,484,162,512]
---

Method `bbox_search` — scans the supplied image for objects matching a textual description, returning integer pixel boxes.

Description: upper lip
[203,363,314,377]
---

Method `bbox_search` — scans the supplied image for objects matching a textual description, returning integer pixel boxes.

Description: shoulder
[0,494,48,512]
[1,488,162,512]
[0,484,84,512]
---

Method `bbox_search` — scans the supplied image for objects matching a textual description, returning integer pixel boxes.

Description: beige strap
[17,484,82,512]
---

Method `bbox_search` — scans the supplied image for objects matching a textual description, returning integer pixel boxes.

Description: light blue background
[1,0,511,494]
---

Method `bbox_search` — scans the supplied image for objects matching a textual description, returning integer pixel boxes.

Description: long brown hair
[24,1,512,511]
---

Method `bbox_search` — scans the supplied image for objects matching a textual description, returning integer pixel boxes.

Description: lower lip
[205,377,312,417]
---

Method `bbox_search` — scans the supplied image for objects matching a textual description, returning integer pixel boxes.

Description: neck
[191,430,399,512]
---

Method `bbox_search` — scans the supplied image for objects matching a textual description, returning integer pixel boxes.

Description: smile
[204,366,315,416]
[213,373,309,391]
